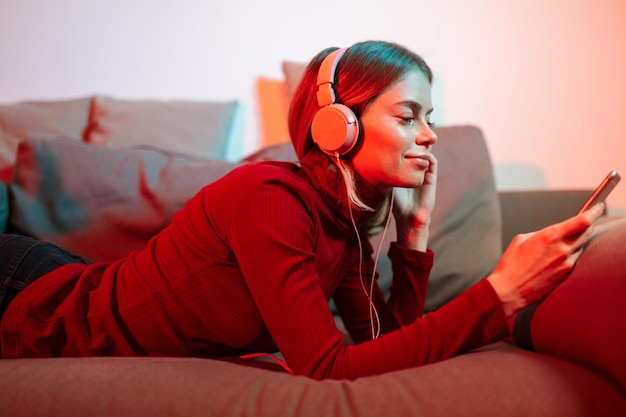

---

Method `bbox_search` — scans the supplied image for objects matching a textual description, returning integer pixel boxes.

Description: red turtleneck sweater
[1,154,508,379]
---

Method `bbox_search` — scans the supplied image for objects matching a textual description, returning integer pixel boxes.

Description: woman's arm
[230,172,507,380]
[333,242,434,343]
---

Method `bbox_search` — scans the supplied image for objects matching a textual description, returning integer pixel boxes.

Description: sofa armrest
[498,190,594,250]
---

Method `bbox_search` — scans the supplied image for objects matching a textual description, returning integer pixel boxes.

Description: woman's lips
[406,154,431,168]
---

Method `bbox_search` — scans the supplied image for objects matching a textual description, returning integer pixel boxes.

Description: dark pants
[0,234,90,320]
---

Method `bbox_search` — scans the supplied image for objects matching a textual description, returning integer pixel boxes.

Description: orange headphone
[311,48,360,157]
[312,48,389,340]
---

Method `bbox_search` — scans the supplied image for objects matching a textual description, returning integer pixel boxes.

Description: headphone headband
[316,48,347,107]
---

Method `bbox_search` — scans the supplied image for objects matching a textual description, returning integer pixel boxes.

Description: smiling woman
[0,41,623,389]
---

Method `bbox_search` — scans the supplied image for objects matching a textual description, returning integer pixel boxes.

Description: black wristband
[513,302,540,351]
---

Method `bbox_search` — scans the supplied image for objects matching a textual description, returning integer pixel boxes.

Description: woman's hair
[288,40,433,234]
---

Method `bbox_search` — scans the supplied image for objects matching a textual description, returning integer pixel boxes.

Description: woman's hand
[393,153,438,252]
[487,202,605,317]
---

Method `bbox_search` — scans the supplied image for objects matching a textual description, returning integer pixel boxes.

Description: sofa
[0,93,625,416]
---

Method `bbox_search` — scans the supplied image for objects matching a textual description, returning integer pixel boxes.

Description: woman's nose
[417,124,437,146]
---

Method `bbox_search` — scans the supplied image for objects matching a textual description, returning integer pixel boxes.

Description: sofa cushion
[85,96,239,159]
[0,97,91,182]
[0,343,624,417]
[7,138,239,262]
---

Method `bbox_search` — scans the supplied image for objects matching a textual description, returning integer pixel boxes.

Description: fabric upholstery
[0,343,624,417]
[0,97,91,182]
[85,96,239,159]
[499,190,593,249]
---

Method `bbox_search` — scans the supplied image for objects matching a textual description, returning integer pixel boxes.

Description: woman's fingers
[559,202,605,237]
[566,246,585,268]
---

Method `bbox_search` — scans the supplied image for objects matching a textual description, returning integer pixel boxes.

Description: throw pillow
[7,138,239,262]
[85,96,239,159]
[282,61,306,104]
[0,97,91,182]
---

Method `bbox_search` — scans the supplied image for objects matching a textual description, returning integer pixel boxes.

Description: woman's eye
[400,117,415,126]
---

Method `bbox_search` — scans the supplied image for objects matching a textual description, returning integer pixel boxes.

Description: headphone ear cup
[311,103,360,156]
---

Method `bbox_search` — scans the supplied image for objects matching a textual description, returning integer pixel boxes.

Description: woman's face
[350,70,437,192]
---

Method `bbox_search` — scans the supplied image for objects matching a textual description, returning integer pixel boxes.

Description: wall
[1,0,625,213]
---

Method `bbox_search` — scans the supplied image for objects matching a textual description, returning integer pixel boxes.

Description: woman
[0,41,610,381]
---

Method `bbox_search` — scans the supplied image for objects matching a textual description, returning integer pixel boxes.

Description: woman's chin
[405,174,426,188]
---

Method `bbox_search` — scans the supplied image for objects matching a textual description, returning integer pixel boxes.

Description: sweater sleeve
[332,242,433,344]
[387,242,434,324]
[229,177,509,380]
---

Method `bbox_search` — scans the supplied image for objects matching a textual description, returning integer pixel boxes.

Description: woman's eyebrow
[396,100,433,114]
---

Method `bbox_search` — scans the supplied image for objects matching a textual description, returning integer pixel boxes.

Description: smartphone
[577,170,621,214]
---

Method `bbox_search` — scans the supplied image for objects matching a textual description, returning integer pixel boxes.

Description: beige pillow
[281,61,306,104]
[0,97,91,181]
[85,96,239,159]
[8,138,240,262]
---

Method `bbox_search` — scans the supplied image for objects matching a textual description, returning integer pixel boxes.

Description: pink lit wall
[1,0,625,213]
